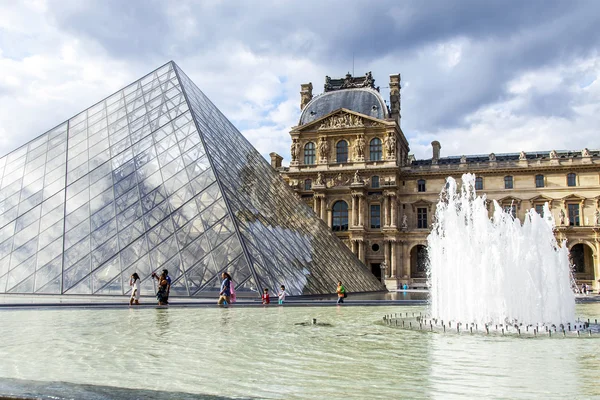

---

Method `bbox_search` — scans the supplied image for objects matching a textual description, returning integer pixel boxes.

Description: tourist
[163,269,172,304]
[152,271,169,306]
[336,281,346,304]
[278,285,286,305]
[129,273,141,306]
[218,272,232,305]
[262,288,270,305]
[229,274,237,303]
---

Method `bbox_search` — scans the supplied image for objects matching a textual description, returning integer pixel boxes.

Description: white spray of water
[428,174,575,325]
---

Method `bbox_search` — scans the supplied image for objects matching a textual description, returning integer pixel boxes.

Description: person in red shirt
[261,288,270,305]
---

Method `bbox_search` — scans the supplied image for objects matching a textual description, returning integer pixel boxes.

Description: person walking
[277,285,286,305]
[163,269,172,304]
[336,281,346,305]
[218,272,232,305]
[262,288,271,305]
[152,271,169,306]
[129,273,141,306]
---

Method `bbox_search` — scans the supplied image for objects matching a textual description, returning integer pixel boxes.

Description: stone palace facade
[270,72,600,291]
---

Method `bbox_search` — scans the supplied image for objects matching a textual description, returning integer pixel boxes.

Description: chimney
[300,82,313,110]
[389,74,401,122]
[431,141,441,164]
[269,152,283,169]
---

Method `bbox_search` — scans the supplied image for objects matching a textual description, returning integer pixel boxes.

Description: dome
[299,87,388,126]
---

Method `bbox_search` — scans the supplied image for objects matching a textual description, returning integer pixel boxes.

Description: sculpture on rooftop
[550,150,559,159]
[489,153,496,162]
[582,148,591,157]
[519,151,527,161]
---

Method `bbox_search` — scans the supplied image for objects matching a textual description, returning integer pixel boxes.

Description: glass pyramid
[0,61,384,297]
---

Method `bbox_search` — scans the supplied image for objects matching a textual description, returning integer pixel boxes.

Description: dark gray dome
[299,88,388,125]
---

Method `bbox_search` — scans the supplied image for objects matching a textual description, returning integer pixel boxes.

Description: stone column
[384,241,390,277]
[580,200,585,225]
[395,241,402,278]
[383,195,389,227]
[358,195,364,227]
[326,207,332,228]
[391,240,396,277]
[390,194,396,227]
[358,240,365,263]
[351,195,357,227]
[320,197,326,221]
[403,242,410,278]
[313,195,319,214]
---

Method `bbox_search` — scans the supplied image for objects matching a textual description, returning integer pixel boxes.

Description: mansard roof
[411,150,600,166]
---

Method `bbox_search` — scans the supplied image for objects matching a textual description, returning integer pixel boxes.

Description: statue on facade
[582,148,591,157]
[315,172,325,186]
[318,137,329,161]
[550,150,558,159]
[559,208,566,225]
[354,135,366,160]
[384,133,397,158]
[353,170,361,184]
[290,139,300,162]
[401,214,408,230]
[519,151,527,161]
[363,71,374,88]
[460,155,467,163]
[595,209,600,226]
[488,153,496,162]
[380,260,388,279]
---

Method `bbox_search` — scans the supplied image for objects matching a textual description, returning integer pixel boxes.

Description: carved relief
[327,173,350,188]
[315,172,325,186]
[318,112,365,130]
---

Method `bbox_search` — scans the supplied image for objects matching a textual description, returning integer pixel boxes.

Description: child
[262,288,270,305]
[278,285,286,305]
[129,273,140,305]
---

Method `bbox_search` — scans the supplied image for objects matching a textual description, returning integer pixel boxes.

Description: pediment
[529,194,554,203]
[294,108,388,132]
[498,196,521,204]
[411,199,433,211]
[561,194,586,202]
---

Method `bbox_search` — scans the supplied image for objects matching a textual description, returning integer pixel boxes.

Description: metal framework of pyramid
[0,61,384,297]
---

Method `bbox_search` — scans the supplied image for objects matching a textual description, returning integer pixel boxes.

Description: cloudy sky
[1,0,599,163]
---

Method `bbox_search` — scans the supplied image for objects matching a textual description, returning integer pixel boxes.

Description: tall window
[304,142,315,165]
[304,179,312,190]
[369,138,382,161]
[370,204,381,229]
[417,207,428,229]
[332,201,349,231]
[504,176,513,189]
[475,177,483,190]
[535,174,544,188]
[503,205,517,218]
[336,140,348,163]
[534,204,544,215]
[371,176,380,188]
[568,203,580,226]
[417,179,426,192]
[567,173,577,187]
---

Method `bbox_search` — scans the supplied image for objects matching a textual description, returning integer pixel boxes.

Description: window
[567,173,576,187]
[534,204,544,215]
[370,204,381,229]
[503,205,517,218]
[304,142,315,165]
[336,140,348,163]
[475,177,483,190]
[304,179,312,190]
[504,176,513,189]
[417,179,426,192]
[568,203,580,226]
[417,207,428,229]
[332,201,349,231]
[369,138,382,161]
[371,176,379,188]
[535,174,544,188]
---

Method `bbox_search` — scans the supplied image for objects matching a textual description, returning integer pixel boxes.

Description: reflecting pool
[1,303,599,399]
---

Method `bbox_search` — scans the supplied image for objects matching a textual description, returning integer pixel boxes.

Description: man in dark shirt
[162,269,171,304]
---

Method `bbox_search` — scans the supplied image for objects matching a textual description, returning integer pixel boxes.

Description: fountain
[384,173,599,337]
[429,173,575,326]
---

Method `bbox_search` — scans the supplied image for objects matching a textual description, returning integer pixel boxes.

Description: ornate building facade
[271,72,600,291]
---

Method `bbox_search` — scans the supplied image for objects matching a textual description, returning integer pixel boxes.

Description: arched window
[304,142,315,165]
[535,174,544,188]
[336,140,348,163]
[475,177,483,190]
[417,179,426,192]
[332,201,349,232]
[567,173,577,187]
[371,176,380,188]
[369,138,382,161]
[304,179,312,190]
[504,176,513,189]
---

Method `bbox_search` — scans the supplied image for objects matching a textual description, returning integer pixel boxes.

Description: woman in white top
[278,285,286,305]
[129,273,141,305]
